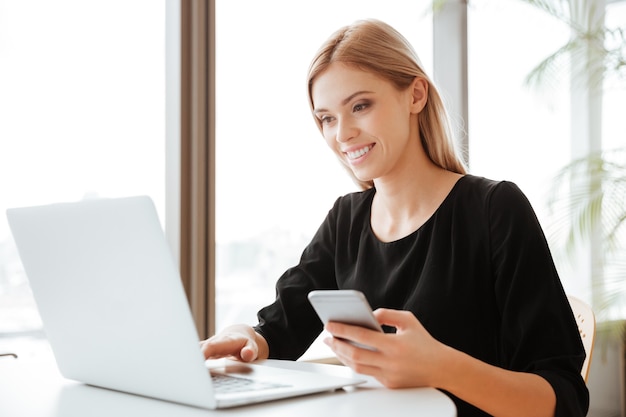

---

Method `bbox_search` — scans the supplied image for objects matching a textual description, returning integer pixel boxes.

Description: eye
[352,101,370,113]
[318,114,335,125]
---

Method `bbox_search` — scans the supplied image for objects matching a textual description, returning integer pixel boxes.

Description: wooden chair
[567,295,596,382]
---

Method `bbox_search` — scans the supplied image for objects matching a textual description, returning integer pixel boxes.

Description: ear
[408,77,428,114]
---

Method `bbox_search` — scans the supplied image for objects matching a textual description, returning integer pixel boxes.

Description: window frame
[168,0,216,339]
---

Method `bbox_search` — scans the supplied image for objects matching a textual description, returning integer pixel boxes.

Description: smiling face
[311,62,426,184]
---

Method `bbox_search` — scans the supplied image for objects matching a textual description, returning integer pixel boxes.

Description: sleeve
[488,181,589,417]
[253,197,342,360]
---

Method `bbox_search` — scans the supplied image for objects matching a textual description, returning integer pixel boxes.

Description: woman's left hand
[324,308,445,389]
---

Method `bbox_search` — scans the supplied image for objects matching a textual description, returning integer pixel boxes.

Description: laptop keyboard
[211,373,290,394]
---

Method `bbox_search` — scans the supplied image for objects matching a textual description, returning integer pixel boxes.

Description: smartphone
[307,290,382,350]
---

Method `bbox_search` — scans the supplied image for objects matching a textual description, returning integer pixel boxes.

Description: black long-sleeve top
[254,175,589,416]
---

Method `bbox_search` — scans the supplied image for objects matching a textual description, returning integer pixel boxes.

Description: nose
[336,119,357,143]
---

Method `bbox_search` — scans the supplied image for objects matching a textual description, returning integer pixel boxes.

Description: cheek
[363,111,389,135]
[384,111,412,141]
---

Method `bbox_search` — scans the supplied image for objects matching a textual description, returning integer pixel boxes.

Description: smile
[346,145,372,160]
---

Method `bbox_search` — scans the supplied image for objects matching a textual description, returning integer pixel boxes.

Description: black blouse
[254,175,589,416]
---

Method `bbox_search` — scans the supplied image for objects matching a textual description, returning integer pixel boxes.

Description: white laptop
[6,196,364,409]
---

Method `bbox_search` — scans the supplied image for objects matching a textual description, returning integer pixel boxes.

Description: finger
[373,308,416,331]
[201,337,247,360]
[239,342,258,362]
[324,337,383,374]
[323,329,381,361]
[325,321,385,349]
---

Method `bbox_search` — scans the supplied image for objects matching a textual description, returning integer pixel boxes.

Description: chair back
[567,295,596,382]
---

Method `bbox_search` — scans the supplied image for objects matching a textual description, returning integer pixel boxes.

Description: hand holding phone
[307,290,382,350]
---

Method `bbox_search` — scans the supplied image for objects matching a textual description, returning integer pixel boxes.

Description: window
[214,1,433,331]
[0,1,166,341]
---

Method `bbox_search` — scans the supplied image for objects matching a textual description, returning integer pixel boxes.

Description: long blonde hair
[307,19,467,190]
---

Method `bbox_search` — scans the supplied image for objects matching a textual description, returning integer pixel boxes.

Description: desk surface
[0,339,456,417]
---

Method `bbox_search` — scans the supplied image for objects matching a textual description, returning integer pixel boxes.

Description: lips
[345,145,372,160]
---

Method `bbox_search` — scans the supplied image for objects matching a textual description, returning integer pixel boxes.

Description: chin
[340,158,375,183]
[351,170,375,183]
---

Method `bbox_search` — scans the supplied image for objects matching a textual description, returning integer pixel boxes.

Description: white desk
[0,340,456,417]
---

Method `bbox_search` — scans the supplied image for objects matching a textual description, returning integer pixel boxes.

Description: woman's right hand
[199,324,269,362]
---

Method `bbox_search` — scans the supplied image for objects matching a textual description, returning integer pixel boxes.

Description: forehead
[311,62,390,109]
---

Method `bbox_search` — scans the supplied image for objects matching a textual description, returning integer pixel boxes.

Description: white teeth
[346,146,371,160]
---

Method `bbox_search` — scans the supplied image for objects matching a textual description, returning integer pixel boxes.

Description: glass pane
[603,1,626,317]
[0,1,166,340]
[604,2,626,151]
[215,1,433,331]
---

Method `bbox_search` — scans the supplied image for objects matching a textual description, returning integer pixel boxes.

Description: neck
[369,142,463,242]
[374,163,455,218]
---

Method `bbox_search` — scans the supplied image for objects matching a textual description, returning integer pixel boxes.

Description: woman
[201,19,589,416]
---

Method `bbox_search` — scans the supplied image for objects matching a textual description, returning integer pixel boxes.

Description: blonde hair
[307,19,467,189]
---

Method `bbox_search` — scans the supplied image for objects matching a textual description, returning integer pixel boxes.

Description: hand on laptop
[200,324,270,362]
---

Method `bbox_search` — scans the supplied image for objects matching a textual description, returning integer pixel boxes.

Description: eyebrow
[313,90,374,114]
